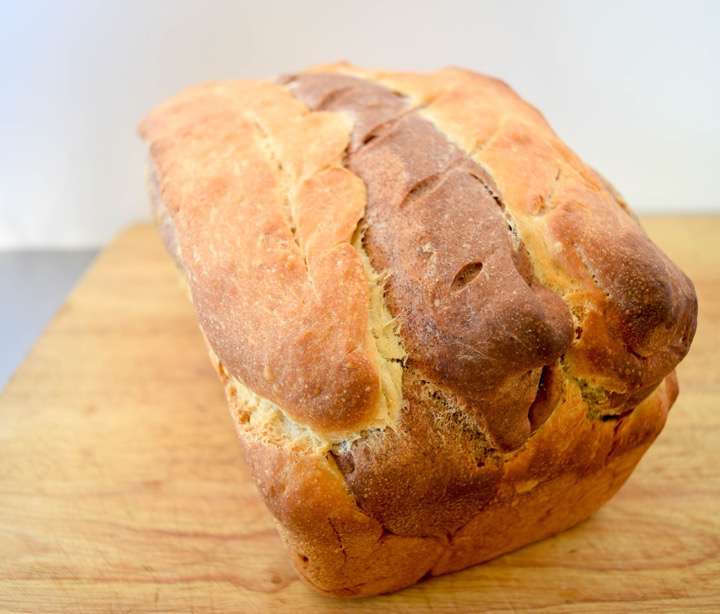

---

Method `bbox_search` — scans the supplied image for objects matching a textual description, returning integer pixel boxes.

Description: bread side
[221,350,677,596]
[139,65,697,596]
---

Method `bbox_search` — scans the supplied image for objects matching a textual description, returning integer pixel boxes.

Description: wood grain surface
[0,217,718,613]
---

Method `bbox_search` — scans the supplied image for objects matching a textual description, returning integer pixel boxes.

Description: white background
[1,0,718,249]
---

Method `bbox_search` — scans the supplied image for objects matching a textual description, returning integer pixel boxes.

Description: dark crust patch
[287,73,574,450]
[552,204,697,414]
[330,370,504,537]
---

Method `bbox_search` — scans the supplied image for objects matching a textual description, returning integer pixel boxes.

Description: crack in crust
[246,113,301,253]
[327,518,348,563]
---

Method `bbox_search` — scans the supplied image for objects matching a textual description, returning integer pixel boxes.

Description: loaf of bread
[139,63,697,596]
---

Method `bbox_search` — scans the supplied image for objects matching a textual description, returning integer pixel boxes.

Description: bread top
[139,63,697,450]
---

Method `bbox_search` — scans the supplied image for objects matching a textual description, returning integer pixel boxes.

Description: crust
[139,64,696,597]
[226,358,676,596]
[313,63,697,416]
[139,81,398,437]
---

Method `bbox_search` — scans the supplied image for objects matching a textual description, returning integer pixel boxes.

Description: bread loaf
[139,63,697,596]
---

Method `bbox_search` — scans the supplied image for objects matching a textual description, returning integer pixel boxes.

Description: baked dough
[139,63,697,596]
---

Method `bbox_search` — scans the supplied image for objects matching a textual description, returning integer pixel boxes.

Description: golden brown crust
[139,82,388,436]
[237,430,446,596]
[139,64,697,597]
[226,360,675,596]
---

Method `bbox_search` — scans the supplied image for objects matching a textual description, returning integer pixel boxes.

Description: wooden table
[1,217,718,613]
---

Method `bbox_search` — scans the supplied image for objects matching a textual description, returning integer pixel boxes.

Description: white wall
[1,0,718,248]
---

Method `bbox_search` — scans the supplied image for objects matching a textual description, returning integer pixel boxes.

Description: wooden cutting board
[1,217,718,613]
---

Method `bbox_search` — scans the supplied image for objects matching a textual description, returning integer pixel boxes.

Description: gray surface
[0,250,97,390]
